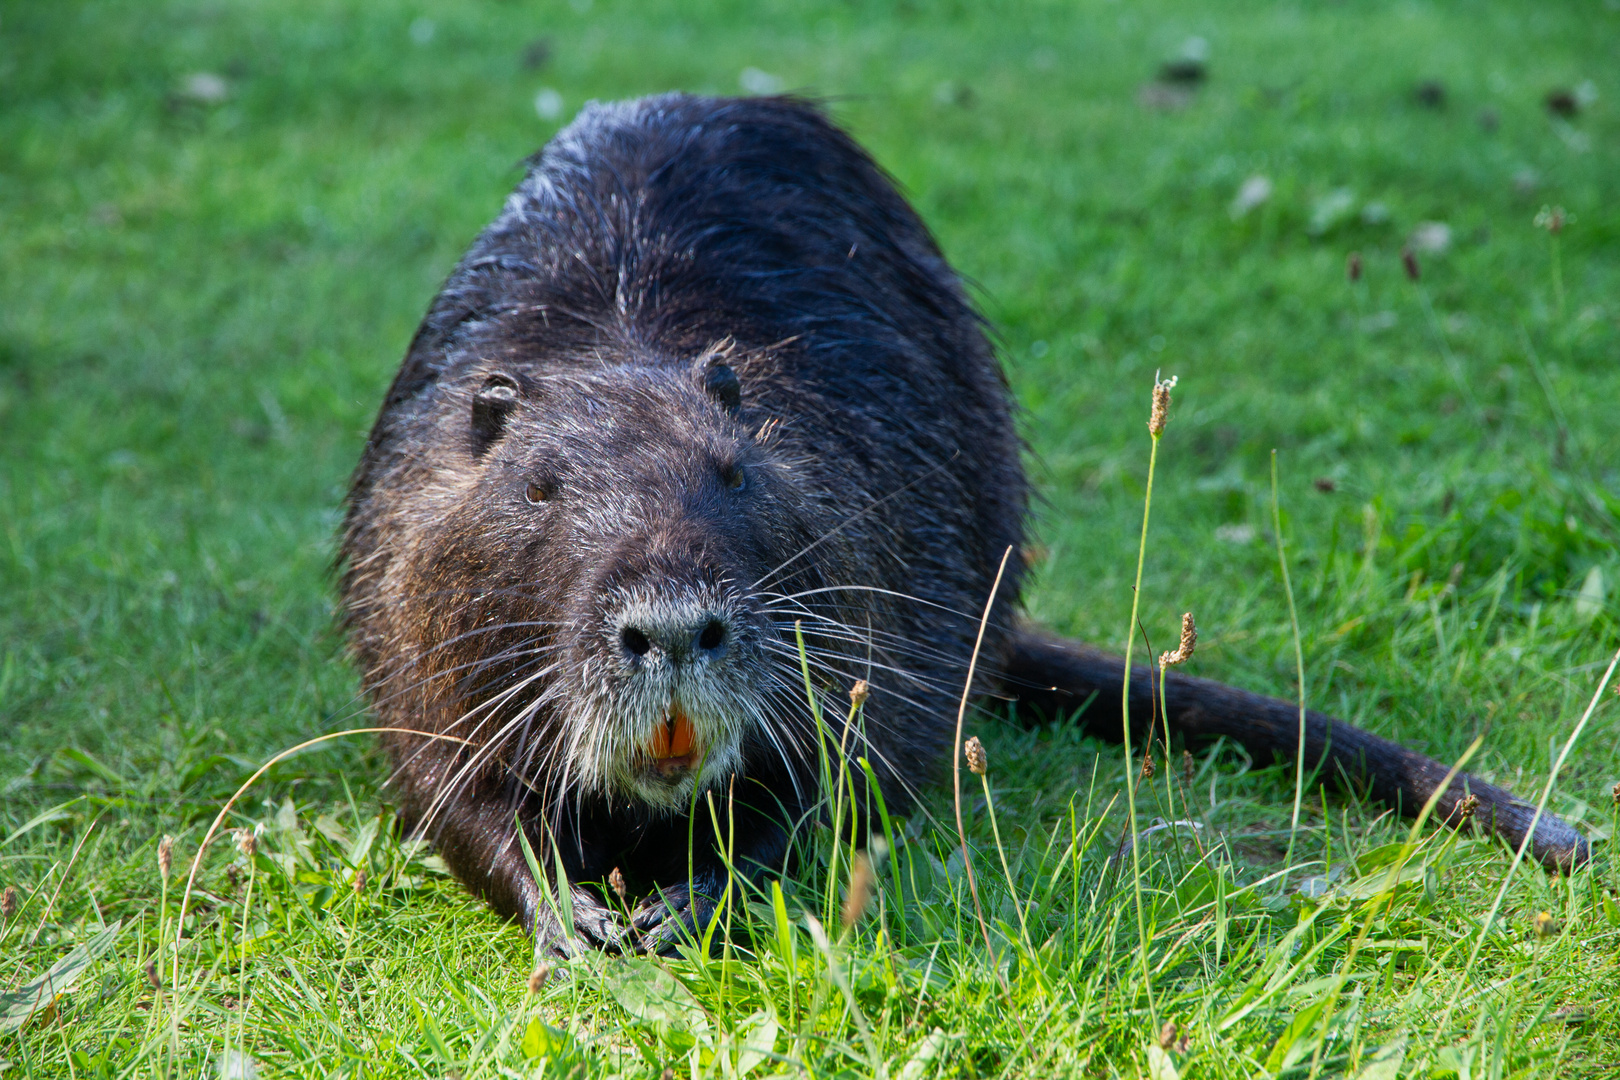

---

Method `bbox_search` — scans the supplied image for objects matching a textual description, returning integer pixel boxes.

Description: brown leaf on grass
[1413,80,1446,108]
[521,38,553,70]
[1545,88,1579,117]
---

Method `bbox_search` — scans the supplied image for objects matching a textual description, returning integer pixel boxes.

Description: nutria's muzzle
[591,591,760,806]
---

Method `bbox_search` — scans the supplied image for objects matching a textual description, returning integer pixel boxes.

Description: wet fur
[340,94,1586,953]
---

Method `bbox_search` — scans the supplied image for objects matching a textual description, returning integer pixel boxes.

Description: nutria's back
[339,94,1027,941]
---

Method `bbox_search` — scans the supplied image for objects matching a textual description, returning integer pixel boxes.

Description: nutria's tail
[999,626,1589,872]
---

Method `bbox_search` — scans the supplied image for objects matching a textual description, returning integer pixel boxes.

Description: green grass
[3,0,1619,1075]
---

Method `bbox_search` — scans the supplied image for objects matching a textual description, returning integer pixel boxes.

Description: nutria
[339,93,1586,952]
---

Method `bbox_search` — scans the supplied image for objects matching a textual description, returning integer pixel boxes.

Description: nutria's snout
[586,590,762,808]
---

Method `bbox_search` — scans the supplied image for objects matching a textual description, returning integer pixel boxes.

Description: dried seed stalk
[964,735,987,776]
[1159,612,1197,667]
[1149,374,1178,437]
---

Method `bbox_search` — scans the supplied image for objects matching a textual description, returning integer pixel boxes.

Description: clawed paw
[629,884,717,955]
[529,889,630,955]
[571,895,628,951]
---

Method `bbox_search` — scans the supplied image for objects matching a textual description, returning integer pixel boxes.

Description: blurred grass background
[1,0,1618,1075]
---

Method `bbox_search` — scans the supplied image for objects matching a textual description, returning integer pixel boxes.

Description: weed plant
[3,0,1618,1076]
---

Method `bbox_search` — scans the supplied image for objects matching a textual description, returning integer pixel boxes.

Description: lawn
[2,0,1618,1076]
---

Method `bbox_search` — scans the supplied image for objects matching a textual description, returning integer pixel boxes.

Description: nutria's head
[386,352,836,814]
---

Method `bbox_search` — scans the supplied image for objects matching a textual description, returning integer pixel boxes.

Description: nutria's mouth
[644,705,702,778]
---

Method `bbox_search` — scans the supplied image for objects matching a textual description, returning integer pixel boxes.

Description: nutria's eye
[524,481,549,505]
[724,463,746,491]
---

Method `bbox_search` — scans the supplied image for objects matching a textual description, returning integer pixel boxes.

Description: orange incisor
[647,708,697,759]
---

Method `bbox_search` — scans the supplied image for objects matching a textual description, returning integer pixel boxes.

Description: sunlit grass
[3,0,1618,1075]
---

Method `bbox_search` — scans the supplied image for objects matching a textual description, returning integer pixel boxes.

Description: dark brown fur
[340,94,1585,953]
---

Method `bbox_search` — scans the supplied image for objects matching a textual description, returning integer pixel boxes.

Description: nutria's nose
[618,610,730,665]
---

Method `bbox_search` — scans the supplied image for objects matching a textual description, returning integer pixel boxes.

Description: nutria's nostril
[621,626,652,656]
[697,618,727,654]
[617,610,729,664]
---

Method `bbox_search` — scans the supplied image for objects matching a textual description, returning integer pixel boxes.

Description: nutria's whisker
[377,652,558,784]
[405,666,562,834]
[759,607,967,661]
[760,583,986,625]
[763,625,963,678]
[360,626,563,697]
[758,642,951,701]
[757,646,952,743]
[750,457,960,592]
[393,663,558,790]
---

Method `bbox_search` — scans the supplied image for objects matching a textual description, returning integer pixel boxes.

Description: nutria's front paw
[527,886,628,955]
[571,891,629,951]
[630,884,717,955]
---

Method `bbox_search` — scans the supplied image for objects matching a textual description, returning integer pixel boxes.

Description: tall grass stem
[978,772,1033,954]
[1121,414,1163,1023]
[950,545,1014,969]
[1272,451,1309,873]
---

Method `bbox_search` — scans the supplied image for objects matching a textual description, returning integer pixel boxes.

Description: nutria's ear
[702,362,742,415]
[470,372,521,456]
